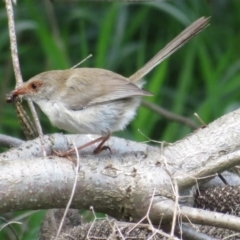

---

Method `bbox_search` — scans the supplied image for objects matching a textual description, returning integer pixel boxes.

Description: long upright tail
[129,17,210,83]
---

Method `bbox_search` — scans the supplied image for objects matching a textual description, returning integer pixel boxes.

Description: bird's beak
[11,86,29,96]
[6,85,28,103]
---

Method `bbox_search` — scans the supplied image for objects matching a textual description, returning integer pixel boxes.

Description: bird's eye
[31,83,37,89]
[29,81,43,92]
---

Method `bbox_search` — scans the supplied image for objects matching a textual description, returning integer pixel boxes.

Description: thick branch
[0,156,170,218]
[1,107,240,231]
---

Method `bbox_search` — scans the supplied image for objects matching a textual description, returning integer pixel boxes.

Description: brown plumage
[9,17,209,153]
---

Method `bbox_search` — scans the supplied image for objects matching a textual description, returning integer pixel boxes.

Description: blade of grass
[95,3,120,68]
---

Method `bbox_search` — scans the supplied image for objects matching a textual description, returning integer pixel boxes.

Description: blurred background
[0,0,240,239]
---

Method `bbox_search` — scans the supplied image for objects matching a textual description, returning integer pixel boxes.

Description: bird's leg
[53,134,111,157]
[93,134,111,154]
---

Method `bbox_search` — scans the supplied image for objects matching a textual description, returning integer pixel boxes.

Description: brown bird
[9,17,209,154]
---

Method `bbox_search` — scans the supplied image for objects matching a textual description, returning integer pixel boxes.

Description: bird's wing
[60,68,152,110]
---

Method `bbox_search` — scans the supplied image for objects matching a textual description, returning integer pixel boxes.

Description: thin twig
[71,54,93,69]
[5,0,46,157]
[194,112,206,127]
[5,0,22,87]
[159,139,180,238]
[127,188,156,232]
[126,188,173,239]
[113,221,125,240]
[55,143,80,238]
[142,100,198,130]
[27,103,46,156]
[15,100,38,140]
[0,134,24,148]
[170,179,179,236]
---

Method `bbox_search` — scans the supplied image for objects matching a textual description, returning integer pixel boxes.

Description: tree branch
[0,134,24,148]
[1,107,240,233]
[142,99,199,130]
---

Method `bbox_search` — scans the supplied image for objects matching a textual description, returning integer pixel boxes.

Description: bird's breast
[33,97,141,135]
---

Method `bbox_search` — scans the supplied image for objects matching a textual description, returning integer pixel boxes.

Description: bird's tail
[129,17,210,83]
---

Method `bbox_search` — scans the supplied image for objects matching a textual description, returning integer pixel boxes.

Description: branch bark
[1,107,240,233]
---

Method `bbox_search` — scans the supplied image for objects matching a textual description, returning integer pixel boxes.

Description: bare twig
[15,101,38,140]
[87,206,106,238]
[180,205,240,232]
[27,103,46,156]
[5,0,46,156]
[170,179,179,237]
[194,112,206,127]
[161,142,180,237]
[126,188,172,239]
[55,142,80,238]
[71,54,93,69]
[142,100,198,130]
[112,220,125,240]
[0,134,24,148]
[5,0,22,87]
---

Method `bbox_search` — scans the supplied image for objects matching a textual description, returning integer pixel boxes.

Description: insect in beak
[5,86,27,103]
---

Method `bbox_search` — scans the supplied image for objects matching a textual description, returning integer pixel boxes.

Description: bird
[9,17,209,154]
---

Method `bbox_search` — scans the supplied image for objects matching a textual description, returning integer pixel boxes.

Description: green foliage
[1,0,240,239]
